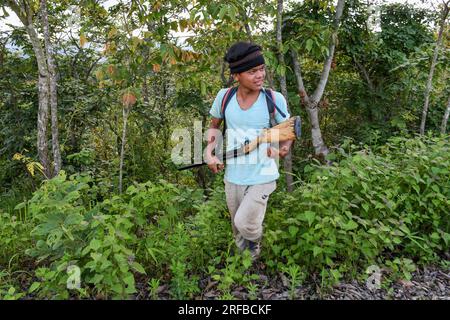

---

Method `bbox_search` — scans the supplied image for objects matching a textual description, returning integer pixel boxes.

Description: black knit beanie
[224,42,265,74]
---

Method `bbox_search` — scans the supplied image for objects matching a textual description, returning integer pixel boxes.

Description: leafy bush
[131,183,229,298]
[17,172,218,299]
[6,135,448,297]
[265,135,449,286]
[0,212,33,267]
[211,250,259,298]
[20,172,145,298]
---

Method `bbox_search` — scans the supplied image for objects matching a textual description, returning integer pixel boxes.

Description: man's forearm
[206,118,223,158]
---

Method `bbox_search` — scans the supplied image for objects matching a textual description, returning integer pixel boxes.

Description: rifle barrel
[177,146,249,171]
[177,162,207,171]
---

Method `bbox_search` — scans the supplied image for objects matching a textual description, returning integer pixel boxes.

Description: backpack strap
[220,86,238,143]
[265,89,275,114]
[264,88,276,128]
[262,88,287,128]
[220,87,287,131]
[220,87,238,119]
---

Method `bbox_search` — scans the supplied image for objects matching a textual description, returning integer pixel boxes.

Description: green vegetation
[0,0,449,299]
[1,135,448,299]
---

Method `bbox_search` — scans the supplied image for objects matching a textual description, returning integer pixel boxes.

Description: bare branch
[311,0,345,104]
[290,49,310,106]
[353,55,375,92]
[440,95,450,134]
[420,2,450,134]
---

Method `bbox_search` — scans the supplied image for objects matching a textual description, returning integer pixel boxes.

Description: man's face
[234,64,266,91]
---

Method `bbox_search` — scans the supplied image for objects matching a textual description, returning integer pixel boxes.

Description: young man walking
[205,42,292,260]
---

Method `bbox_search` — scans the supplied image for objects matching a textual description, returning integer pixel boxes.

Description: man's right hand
[206,154,224,174]
[205,117,224,174]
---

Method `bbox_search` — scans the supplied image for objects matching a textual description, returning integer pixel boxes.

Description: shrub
[265,135,449,286]
[20,172,144,298]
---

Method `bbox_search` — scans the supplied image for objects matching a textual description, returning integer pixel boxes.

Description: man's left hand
[267,145,289,159]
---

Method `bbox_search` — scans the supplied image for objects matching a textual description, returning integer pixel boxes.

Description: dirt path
[146,265,449,300]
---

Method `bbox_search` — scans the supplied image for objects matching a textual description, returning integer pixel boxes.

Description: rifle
[177,116,301,171]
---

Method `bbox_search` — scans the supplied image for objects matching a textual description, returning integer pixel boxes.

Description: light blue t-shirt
[209,88,290,185]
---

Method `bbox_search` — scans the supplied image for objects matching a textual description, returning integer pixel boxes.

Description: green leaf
[431,185,439,193]
[218,5,227,20]
[29,282,40,293]
[131,262,146,274]
[313,246,322,257]
[430,232,440,241]
[306,39,313,52]
[274,64,285,77]
[288,226,299,237]
[123,274,136,288]
[242,256,252,269]
[331,269,341,280]
[399,225,410,235]
[229,5,237,22]
[90,239,102,251]
[61,225,74,241]
[343,219,358,231]
[14,202,26,210]
[304,211,316,226]
[200,81,206,95]
[361,203,369,212]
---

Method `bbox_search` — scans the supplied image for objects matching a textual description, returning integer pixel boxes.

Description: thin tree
[5,0,52,178]
[41,0,62,175]
[118,91,136,194]
[276,0,294,192]
[420,0,449,135]
[290,0,345,158]
[441,95,450,134]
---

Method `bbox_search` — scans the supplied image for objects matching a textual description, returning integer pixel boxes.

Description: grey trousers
[224,179,277,245]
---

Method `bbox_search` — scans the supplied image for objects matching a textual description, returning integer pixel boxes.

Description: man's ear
[233,74,239,82]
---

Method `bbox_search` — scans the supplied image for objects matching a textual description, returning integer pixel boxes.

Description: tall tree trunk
[420,2,449,135]
[142,75,149,105]
[41,0,62,176]
[7,0,52,178]
[292,51,328,156]
[290,0,345,159]
[36,62,52,179]
[310,0,345,105]
[0,39,5,68]
[307,104,328,156]
[276,0,288,99]
[276,0,294,192]
[441,95,450,134]
[119,108,130,194]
